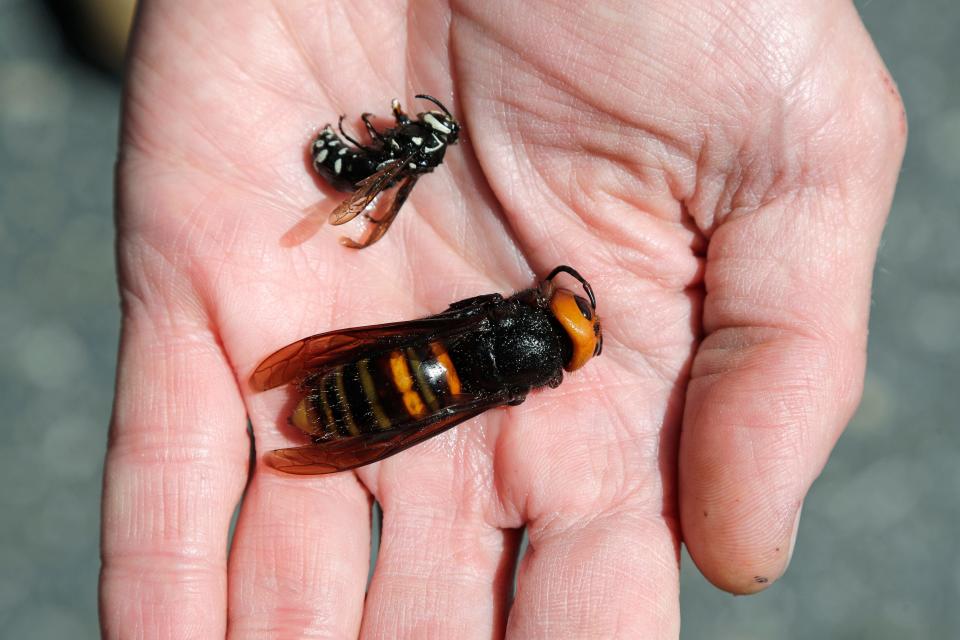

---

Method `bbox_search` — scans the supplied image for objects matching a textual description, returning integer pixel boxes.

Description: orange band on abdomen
[389,350,427,418]
[430,342,462,395]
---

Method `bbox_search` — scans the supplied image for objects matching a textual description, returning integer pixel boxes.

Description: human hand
[100,1,905,637]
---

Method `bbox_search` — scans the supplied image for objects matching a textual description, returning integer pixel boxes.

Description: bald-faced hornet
[310,94,460,248]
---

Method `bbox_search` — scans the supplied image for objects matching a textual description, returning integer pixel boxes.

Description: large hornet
[252,266,603,474]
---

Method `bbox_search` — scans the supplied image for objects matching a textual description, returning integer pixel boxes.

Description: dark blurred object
[44,0,136,73]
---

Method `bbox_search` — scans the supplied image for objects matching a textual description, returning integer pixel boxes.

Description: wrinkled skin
[100,1,905,638]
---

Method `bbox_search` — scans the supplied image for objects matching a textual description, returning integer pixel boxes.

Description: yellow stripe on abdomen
[333,369,361,436]
[358,359,392,430]
[406,348,439,411]
[317,376,336,435]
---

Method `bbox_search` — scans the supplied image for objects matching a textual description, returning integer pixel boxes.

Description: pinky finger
[100,311,249,638]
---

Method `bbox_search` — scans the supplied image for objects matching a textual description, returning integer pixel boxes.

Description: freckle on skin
[754,576,768,584]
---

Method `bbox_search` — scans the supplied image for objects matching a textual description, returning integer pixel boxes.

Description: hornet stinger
[251,266,603,474]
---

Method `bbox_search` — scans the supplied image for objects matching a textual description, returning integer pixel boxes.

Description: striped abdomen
[292,340,463,439]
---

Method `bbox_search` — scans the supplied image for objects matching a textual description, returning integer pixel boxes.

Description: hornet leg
[337,115,370,150]
[361,113,384,142]
[391,98,411,125]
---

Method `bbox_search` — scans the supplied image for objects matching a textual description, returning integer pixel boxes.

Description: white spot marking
[423,113,451,134]
[334,158,342,174]
[338,147,348,155]
[424,136,443,152]
[411,136,423,145]
[391,139,400,149]
[316,149,328,163]
[408,163,417,169]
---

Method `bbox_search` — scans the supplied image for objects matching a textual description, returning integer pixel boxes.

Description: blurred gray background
[0,0,957,637]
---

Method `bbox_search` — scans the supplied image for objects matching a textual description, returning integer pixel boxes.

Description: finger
[487,392,682,639]
[226,427,371,639]
[100,306,249,638]
[359,438,519,640]
[509,512,680,638]
[680,24,907,592]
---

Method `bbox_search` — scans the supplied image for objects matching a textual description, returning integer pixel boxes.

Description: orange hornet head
[542,266,603,371]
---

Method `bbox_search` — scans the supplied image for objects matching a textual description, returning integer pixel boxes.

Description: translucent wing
[264,393,515,474]
[339,174,419,249]
[251,313,489,391]
[328,154,416,226]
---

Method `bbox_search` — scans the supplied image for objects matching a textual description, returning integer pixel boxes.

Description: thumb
[679,21,906,593]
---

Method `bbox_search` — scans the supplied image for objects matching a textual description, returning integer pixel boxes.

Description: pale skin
[100,0,906,637]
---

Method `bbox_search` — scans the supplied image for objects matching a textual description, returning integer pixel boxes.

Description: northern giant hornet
[310,94,460,249]
[252,266,603,474]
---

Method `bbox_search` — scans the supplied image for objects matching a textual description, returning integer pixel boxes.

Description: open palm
[101,1,905,637]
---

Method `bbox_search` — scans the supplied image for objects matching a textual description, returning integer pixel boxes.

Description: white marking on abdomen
[334,158,342,174]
